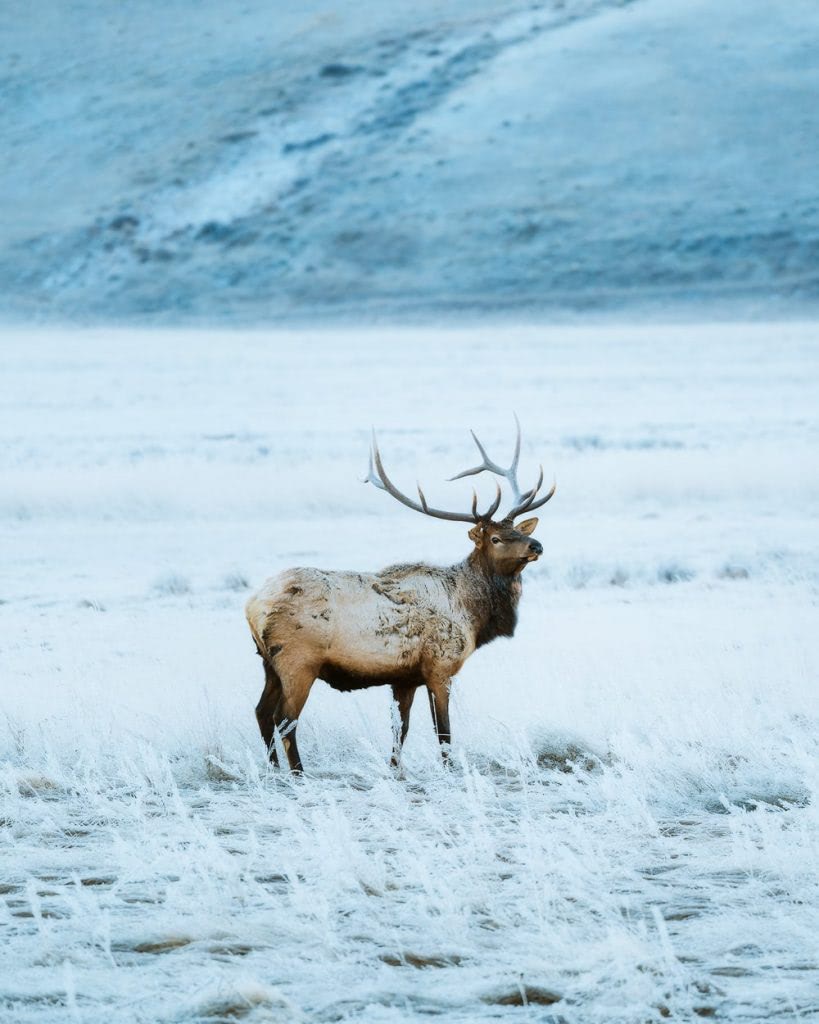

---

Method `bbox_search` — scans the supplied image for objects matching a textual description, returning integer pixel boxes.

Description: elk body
[245,421,555,772]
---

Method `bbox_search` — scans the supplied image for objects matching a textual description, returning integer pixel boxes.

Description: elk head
[466,517,542,576]
[365,415,554,576]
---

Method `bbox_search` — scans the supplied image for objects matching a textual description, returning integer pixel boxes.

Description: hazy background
[3,0,819,323]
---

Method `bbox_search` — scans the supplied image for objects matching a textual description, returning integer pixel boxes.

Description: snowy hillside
[2,322,818,1022]
[2,0,819,321]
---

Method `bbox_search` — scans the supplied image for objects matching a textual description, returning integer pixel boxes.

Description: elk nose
[528,539,543,555]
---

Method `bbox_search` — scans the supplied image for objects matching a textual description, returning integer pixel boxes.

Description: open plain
[1,323,818,1022]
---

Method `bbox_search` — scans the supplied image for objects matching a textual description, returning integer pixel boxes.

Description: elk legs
[256,660,313,773]
[256,661,283,765]
[390,684,417,767]
[272,678,313,773]
[426,678,452,764]
[273,703,303,774]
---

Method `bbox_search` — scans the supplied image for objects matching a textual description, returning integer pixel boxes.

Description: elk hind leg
[256,655,283,765]
[390,684,417,768]
[426,678,452,765]
[272,669,315,774]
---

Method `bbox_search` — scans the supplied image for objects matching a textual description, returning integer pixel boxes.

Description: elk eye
[491,536,501,545]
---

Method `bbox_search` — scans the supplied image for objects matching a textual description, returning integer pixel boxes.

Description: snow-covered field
[1,322,818,1022]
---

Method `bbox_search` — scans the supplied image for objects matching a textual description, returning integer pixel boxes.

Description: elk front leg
[426,678,452,764]
[390,684,417,768]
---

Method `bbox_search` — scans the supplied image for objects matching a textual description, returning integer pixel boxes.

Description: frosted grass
[3,663,818,1023]
[1,323,818,1022]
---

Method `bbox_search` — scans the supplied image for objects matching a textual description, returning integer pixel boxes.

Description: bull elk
[245,419,555,772]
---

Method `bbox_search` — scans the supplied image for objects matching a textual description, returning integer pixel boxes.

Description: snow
[1,321,818,1022]
[3,0,819,321]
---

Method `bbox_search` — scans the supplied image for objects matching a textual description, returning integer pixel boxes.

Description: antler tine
[368,432,477,524]
[484,480,503,520]
[448,430,507,481]
[528,463,545,499]
[507,474,556,520]
[505,462,550,519]
[525,479,557,512]
[513,464,544,510]
[363,444,387,491]
[510,412,521,476]
[447,414,525,503]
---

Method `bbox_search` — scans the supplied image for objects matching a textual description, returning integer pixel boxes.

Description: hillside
[2,0,818,321]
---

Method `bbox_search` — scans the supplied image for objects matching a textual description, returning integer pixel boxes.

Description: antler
[448,414,555,520]
[365,418,555,523]
[365,432,501,523]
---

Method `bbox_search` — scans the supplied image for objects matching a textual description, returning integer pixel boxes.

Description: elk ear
[515,517,539,536]
[468,524,483,547]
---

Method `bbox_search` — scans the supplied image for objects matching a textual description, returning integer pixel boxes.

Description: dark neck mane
[460,554,522,650]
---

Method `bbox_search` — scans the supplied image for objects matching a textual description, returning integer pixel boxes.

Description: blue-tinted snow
[2,0,819,321]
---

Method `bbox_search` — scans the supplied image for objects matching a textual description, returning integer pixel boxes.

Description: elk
[245,419,555,772]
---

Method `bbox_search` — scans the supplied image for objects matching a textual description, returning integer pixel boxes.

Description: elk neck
[456,548,523,650]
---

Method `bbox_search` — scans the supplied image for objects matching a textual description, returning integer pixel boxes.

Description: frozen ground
[3,0,819,321]
[1,322,818,1022]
